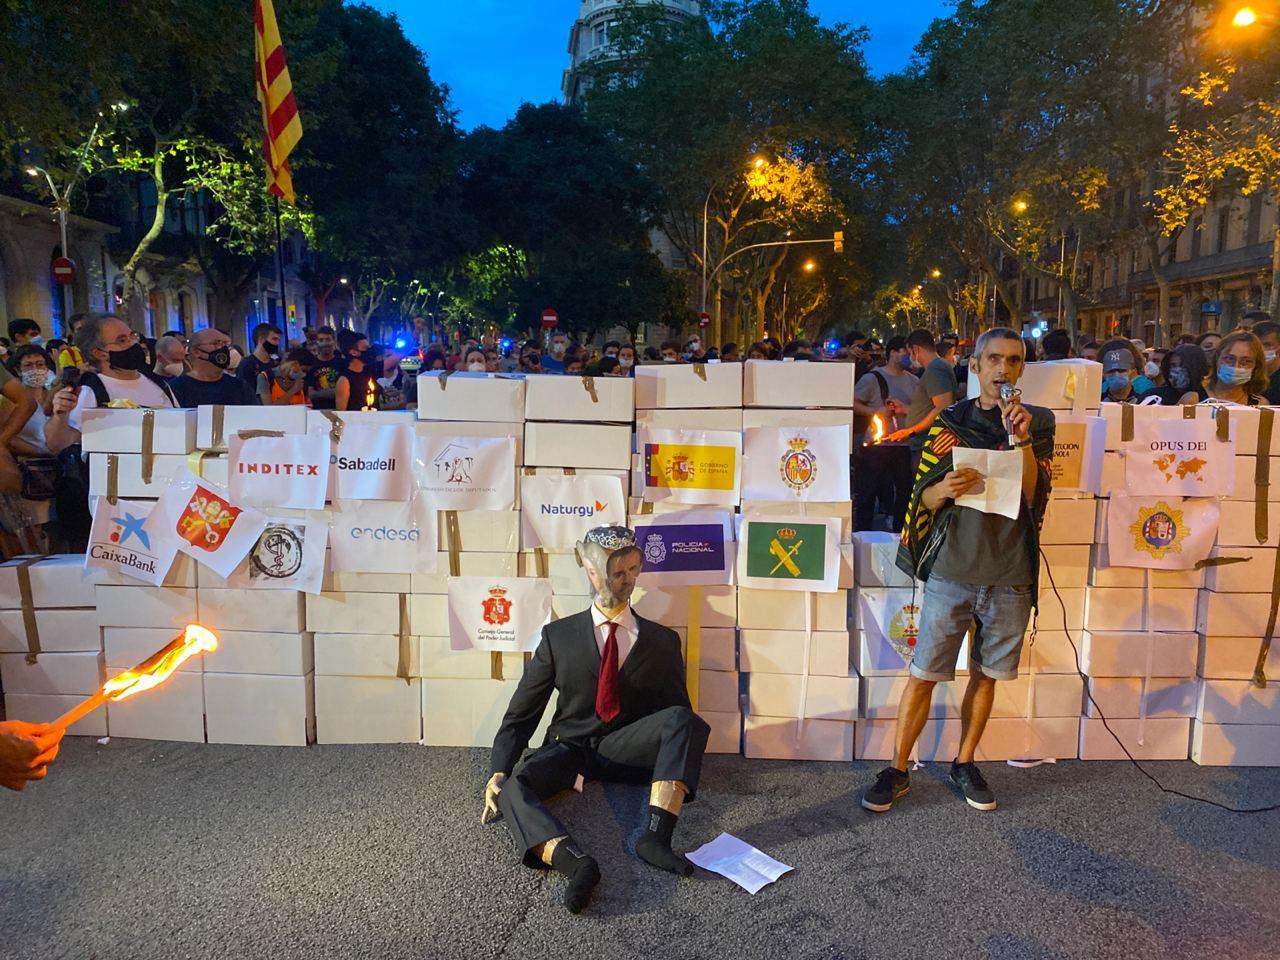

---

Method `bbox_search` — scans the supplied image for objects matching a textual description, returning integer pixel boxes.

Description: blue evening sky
[372,1,950,130]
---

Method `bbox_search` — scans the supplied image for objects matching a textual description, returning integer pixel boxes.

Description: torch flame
[363,379,376,410]
[868,413,886,445]
[103,624,219,703]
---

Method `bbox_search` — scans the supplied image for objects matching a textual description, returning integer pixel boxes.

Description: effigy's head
[576,525,642,608]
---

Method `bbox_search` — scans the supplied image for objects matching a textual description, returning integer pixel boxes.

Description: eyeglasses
[105,330,140,349]
[1220,354,1257,369]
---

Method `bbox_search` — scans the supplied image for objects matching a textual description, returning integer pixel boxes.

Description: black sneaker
[949,760,997,811]
[861,766,910,813]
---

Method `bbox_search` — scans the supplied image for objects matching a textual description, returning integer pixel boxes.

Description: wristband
[1014,438,1032,449]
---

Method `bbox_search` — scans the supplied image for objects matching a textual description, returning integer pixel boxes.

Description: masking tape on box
[140,409,156,484]
[211,404,226,449]
[581,376,598,403]
[16,557,41,664]
[1256,409,1273,545]
[105,453,119,505]
[318,409,344,446]
[186,450,207,478]
[397,593,412,684]
[685,585,701,711]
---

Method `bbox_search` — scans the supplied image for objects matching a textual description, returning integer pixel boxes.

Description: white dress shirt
[591,604,638,667]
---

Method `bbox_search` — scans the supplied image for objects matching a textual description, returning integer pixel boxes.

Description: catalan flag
[254,0,302,203]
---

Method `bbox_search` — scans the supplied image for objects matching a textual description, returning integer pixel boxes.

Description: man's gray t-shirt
[929,404,1033,586]
[854,367,917,415]
[905,356,958,451]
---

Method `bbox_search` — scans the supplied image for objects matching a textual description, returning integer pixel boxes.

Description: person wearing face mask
[3,345,54,458]
[1155,344,1209,405]
[8,319,42,347]
[334,331,382,411]
[153,334,188,379]
[305,326,347,410]
[602,340,621,361]
[237,323,282,390]
[853,335,918,532]
[660,340,682,363]
[259,347,314,406]
[168,328,259,407]
[1097,339,1158,405]
[463,348,488,374]
[542,333,570,373]
[1204,330,1269,406]
[886,330,957,459]
[616,344,637,375]
[684,336,705,362]
[1248,318,1280,404]
[45,313,177,456]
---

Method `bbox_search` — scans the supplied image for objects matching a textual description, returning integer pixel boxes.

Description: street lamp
[930,268,942,279]
[701,155,770,314]
[1012,198,1029,215]
[1234,6,1259,25]
[26,165,73,329]
[803,259,816,272]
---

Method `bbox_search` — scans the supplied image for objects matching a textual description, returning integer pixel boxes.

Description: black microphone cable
[1039,546,1280,813]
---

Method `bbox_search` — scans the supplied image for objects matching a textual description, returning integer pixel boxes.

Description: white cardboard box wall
[307,592,404,636]
[0,650,103,696]
[523,421,632,470]
[1196,679,1280,725]
[743,715,852,761]
[1040,498,1100,545]
[1197,635,1280,680]
[415,372,525,423]
[419,635,523,679]
[636,409,744,434]
[524,373,635,423]
[410,594,449,635]
[1216,499,1280,547]
[0,555,101,608]
[738,630,850,677]
[201,631,313,676]
[678,626,736,672]
[204,672,314,746]
[1197,591,1273,636]
[103,627,203,673]
[95,585,197,629]
[80,408,195,454]
[1191,720,1280,766]
[1079,631,1198,678]
[0,609,100,654]
[703,710,742,754]
[1088,545,1204,590]
[324,570,413,594]
[1083,677,1198,719]
[198,589,305,634]
[313,633,418,678]
[515,551,589,596]
[438,510,520,553]
[1228,455,1280,501]
[421,677,520,747]
[632,585,737,628]
[740,408,855,444]
[314,675,422,744]
[1078,717,1190,760]
[413,420,525,465]
[746,673,858,721]
[4,693,107,738]
[742,360,855,409]
[698,669,740,714]
[1083,588,1196,633]
[197,405,308,452]
[88,453,188,499]
[634,362,743,409]
[737,589,847,632]
[1016,359,1101,413]
[1202,546,1275,592]
[105,668,204,743]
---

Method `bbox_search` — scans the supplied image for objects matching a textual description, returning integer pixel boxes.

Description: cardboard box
[104,627,203,674]
[306,592,405,636]
[524,373,634,423]
[1216,499,1280,547]
[105,668,204,742]
[1040,498,1100,545]
[421,677,520,747]
[1016,359,1101,414]
[197,405,309,452]
[632,584,737,628]
[1097,451,1124,497]
[0,555,101,608]
[742,360,855,409]
[1083,677,1198,718]
[1083,588,1196,633]
[410,594,449,636]
[80,407,195,454]
[677,626,736,672]
[550,593,592,619]
[1196,679,1280,725]
[1035,587,1086,632]
[0,650,103,695]
[853,532,916,588]
[198,589,305,634]
[1037,545,1092,590]
[1194,402,1263,456]
[416,372,525,423]
[740,500,852,544]
[307,409,414,433]
[1197,591,1272,636]
[523,421,631,470]
[413,420,524,466]
[1191,720,1280,766]
[98,553,197,589]
[740,408,855,444]
[636,408,743,434]
[747,673,858,720]
[1088,545,1203,590]
[1101,402,1182,451]
[739,630,850,677]
[1198,635,1280,680]
[703,710,741,754]
[743,715,852,761]
[0,609,100,654]
[856,717,1080,762]
[324,569,413,594]
[3,693,107,738]
[94,585,197,629]
[697,669,740,714]
[204,672,314,746]
[201,630,312,676]
[314,632,418,678]
[737,588,847,632]
[1079,630,1198,678]
[515,551,588,595]
[1228,455,1280,501]
[314,675,422,743]
[1078,717,1190,760]
[438,510,520,553]
[88,452,189,499]
[415,552,517,594]
[1201,546,1275,592]
[1025,631,1079,674]
[635,362,743,409]
[418,634,523,680]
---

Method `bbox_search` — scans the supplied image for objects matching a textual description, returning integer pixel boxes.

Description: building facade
[561,0,700,105]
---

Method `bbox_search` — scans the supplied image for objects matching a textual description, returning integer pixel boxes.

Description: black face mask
[204,347,232,370]
[108,342,148,371]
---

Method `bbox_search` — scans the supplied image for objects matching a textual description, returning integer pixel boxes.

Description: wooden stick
[51,689,111,732]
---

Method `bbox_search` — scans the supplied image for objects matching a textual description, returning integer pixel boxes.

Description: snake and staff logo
[248,523,304,580]
[779,436,818,493]
[481,585,512,626]
[1128,501,1185,560]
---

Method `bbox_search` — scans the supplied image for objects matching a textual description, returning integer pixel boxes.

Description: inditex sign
[228,433,330,509]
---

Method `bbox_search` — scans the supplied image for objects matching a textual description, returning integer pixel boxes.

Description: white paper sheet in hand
[950,447,1023,520]
[685,832,793,894]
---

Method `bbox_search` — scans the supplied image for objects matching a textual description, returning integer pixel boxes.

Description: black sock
[549,841,601,914]
[636,806,693,876]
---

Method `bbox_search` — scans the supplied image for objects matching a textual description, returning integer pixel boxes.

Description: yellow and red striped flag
[254,0,303,203]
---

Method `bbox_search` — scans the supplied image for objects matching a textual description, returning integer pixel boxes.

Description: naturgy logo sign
[540,499,607,518]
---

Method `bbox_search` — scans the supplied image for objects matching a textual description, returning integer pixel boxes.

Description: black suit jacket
[490,608,690,777]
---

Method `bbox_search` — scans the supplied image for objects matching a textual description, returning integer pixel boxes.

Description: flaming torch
[361,379,377,411]
[866,413,887,446]
[51,624,219,732]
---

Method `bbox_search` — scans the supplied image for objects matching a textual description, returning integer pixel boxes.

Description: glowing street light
[1233,6,1258,26]
[753,156,766,169]
[803,259,817,272]
[1012,198,1029,215]
[930,268,942,279]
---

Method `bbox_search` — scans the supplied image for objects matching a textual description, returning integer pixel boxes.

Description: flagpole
[273,193,289,350]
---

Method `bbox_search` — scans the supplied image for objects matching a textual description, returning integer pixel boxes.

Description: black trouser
[499,705,710,867]
[853,443,913,533]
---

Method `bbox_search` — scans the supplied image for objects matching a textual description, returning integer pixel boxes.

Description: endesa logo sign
[348,524,419,541]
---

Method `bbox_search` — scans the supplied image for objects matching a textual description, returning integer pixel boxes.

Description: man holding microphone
[861,327,1055,813]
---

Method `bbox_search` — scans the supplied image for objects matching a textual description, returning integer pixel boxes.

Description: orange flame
[868,413,886,445]
[104,624,219,703]
[363,379,376,410]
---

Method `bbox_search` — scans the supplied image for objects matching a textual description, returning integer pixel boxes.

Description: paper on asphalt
[951,447,1023,521]
[685,832,793,894]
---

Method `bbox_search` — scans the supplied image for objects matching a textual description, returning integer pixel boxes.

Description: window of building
[177,290,193,332]
[594,23,607,47]
[1246,194,1263,246]
[1217,207,1231,254]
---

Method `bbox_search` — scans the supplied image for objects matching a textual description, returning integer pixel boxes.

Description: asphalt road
[2,738,1278,960]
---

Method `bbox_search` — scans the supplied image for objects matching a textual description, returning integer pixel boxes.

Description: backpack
[852,369,890,436]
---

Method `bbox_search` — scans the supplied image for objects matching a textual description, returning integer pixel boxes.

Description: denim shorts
[910,575,1034,682]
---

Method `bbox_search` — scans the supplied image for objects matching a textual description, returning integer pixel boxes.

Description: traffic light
[833,230,844,253]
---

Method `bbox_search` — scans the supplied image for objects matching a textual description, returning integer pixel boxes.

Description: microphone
[999,383,1021,448]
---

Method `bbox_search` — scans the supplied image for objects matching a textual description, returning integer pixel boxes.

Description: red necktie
[595,621,621,724]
